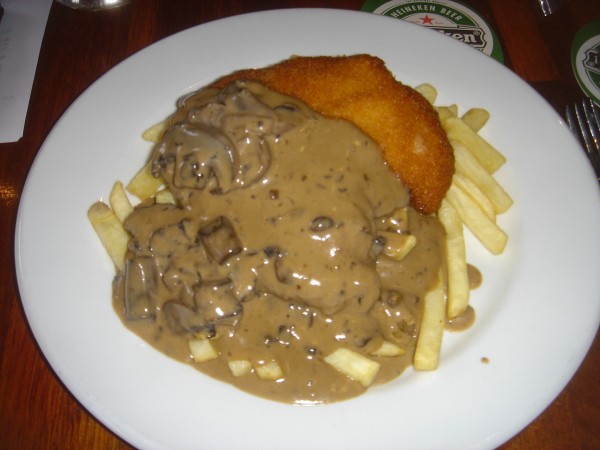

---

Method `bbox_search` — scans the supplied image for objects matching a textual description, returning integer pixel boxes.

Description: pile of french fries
[412,83,512,371]
[88,82,512,390]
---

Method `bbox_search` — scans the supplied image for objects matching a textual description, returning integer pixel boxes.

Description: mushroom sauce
[114,81,446,404]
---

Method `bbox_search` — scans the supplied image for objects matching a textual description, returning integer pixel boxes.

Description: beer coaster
[362,0,504,62]
[572,20,600,106]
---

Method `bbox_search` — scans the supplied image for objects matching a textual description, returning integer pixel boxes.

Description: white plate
[15,9,600,450]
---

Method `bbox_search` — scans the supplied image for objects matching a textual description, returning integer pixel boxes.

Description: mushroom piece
[160,279,242,335]
[369,235,387,260]
[151,122,237,193]
[193,279,242,327]
[162,301,214,336]
[124,257,158,320]
[309,216,334,232]
[199,216,242,264]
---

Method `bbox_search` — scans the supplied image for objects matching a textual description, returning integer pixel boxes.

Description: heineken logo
[362,0,504,62]
[583,46,600,74]
[571,20,600,105]
[430,25,486,49]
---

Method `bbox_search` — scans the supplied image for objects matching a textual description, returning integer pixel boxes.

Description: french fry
[414,83,437,104]
[109,181,134,223]
[324,348,380,387]
[438,199,470,319]
[413,270,445,371]
[87,202,130,272]
[461,107,490,132]
[155,188,176,205]
[445,183,508,255]
[228,359,253,377]
[141,120,168,143]
[379,207,409,233]
[370,340,406,357]
[126,162,164,200]
[451,173,495,220]
[436,105,458,123]
[255,360,284,380]
[444,116,506,173]
[452,139,513,214]
[379,232,417,261]
[189,338,219,362]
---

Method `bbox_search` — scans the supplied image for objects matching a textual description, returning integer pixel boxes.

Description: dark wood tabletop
[1,0,599,448]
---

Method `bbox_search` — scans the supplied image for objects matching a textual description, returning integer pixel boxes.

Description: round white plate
[15,8,600,450]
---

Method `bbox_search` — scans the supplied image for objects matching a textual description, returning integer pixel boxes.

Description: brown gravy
[445,305,476,332]
[467,263,482,289]
[114,81,447,404]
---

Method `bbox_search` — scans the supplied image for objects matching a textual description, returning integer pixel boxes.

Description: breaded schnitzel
[211,55,454,214]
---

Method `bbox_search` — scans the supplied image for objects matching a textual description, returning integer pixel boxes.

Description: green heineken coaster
[571,20,600,106]
[362,0,504,63]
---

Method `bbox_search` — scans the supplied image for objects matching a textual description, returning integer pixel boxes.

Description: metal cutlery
[565,97,600,182]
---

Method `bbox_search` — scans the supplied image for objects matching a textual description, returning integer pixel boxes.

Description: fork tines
[565,97,600,181]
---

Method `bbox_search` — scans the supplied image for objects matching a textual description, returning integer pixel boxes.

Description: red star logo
[421,15,434,25]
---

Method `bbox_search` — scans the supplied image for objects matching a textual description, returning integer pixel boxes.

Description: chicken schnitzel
[211,54,454,214]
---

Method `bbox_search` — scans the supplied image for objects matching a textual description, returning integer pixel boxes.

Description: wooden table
[1,1,598,448]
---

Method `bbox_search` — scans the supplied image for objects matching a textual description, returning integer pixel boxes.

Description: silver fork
[565,97,600,182]
[537,0,568,16]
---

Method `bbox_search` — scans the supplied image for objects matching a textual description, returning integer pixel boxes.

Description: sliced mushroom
[309,216,334,232]
[200,216,242,264]
[369,235,387,260]
[149,220,196,258]
[221,114,272,187]
[223,84,276,117]
[152,123,237,193]
[162,301,214,336]
[194,279,242,326]
[124,257,158,320]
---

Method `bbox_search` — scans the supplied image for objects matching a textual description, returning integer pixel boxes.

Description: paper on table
[0,0,51,144]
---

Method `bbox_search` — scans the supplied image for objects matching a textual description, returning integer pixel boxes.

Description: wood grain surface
[1,1,598,449]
